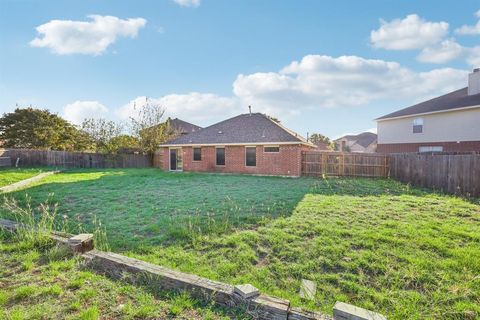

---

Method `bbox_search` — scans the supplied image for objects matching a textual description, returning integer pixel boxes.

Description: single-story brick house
[158,113,315,176]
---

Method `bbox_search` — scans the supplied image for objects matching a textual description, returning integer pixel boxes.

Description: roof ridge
[263,114,312,145]
[375,87,476,120]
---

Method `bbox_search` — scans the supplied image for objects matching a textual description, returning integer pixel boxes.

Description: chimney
[468,68,480,95]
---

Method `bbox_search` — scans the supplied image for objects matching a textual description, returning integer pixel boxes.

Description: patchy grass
[0,168,45,188]
[1,169,479,319]
[0,231,246,319]
[2,168,315,249]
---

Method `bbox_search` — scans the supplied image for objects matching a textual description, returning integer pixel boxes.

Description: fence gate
[301,151,389,177]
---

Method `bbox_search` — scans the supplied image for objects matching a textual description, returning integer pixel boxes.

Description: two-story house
[376,69,480,153]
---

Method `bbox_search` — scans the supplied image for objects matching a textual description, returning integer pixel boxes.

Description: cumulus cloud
[233,55,467,117]
[370,14,449,50]
[63,100,109,125]
[30,15,146,55]
[116,93,239,127]
[466,46,480,66]
[455,11,480,35]
[63,55,467,128]
[417,39,465,64]
[172,0,200,7]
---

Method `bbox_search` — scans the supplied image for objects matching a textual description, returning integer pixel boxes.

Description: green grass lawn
[0,168,45,188]
[0,231,245,319]
[1,168,479,319]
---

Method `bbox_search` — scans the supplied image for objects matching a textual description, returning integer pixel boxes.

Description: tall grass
[1,194,110,251]
[1,194,59,249]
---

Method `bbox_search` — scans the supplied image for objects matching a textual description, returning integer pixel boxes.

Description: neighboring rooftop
[335,132,377,148]
[377,88,480,120]
[167,118,202,134]
[162,113,310,146]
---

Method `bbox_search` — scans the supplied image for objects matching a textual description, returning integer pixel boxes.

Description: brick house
[376,69,480,153]
[158,113,315,176]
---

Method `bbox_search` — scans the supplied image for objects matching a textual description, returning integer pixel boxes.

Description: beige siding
[377,107,480,144]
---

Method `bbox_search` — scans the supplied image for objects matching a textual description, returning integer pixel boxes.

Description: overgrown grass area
[0,231,245,319]
[1,169,314,249]
[1,168,479,319]
[0,168,45,188]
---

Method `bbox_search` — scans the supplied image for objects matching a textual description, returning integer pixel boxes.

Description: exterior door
[170,148,183,171]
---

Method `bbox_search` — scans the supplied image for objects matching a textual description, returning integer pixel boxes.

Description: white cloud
[116,93,239,127]
[172,0,200,7]
[466,46,480,66]
[62,55,467,129]
[370,14,449,50]
[417,39,465,64]
[63,100,108,125]
[455,9,480,35]
[456,21,480,35]
[232,55,467,118]
[30,15,146,55]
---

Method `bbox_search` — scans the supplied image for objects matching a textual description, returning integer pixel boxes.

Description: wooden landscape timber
[0,218,387,320]
[0,170,59,193]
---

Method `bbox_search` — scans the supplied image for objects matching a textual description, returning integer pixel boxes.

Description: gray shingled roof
[335,132,377,148]
[168,118,202,134]
[162,113,307,145]
[377,87,480,120]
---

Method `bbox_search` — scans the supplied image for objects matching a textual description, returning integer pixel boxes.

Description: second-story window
[413,118,424,133]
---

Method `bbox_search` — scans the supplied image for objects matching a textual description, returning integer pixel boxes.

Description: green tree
[0,108,91,151]
[105,135,140,154]
[81,118,123,153]
[308,133,333,149]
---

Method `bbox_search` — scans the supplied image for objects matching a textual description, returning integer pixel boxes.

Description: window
[413,118,424,133]
[419,146,443,153]
[245,147,256,167]
[193,147,201,161]
[264,146,280,153]
[216,147,225,166]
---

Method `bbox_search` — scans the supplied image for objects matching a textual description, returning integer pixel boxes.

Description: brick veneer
[377,141,480,153]
[161,144,310,176]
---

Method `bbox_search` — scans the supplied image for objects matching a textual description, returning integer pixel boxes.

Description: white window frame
[413,117,424,134]
[419,146,443,153]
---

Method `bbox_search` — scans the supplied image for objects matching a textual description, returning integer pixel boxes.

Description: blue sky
[1,0,479,139]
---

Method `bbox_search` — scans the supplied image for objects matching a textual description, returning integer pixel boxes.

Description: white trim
[376,104,480,122]
[159,141,312,147]
[264,116,315,146]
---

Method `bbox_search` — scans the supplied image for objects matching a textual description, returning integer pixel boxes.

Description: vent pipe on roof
[468,68,480,95]
[248,105,252,115]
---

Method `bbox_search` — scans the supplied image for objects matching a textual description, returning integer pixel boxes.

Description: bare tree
[129,98,175,155]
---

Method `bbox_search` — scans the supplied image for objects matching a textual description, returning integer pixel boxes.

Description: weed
[77,306,99,320]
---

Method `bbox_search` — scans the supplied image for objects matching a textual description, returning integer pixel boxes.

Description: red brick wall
[377,141,480,153]
[160,144,308,176]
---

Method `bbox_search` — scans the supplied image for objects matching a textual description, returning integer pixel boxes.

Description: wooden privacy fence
[390,152,480,197]
[302,151,390,177]
[0,149,152,168]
